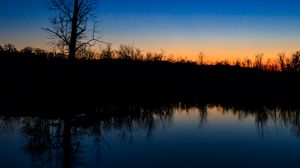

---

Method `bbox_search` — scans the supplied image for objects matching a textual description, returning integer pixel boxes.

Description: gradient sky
[1,0,300,61]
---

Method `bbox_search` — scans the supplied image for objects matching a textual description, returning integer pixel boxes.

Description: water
[0,105,300,168]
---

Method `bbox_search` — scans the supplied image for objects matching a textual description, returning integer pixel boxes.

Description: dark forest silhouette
[1,43,300,168]
[0,43,300,112]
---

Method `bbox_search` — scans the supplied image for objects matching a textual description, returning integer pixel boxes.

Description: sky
[1,0,300,61]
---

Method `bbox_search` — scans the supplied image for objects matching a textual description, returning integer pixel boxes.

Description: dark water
[1,105,300,168]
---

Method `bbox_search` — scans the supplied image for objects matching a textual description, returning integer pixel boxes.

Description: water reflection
[1,104,300,167]
[220,106,300,137]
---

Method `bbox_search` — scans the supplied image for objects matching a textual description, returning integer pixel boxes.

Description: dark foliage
[0,44,300,167]
[0,44,300,116]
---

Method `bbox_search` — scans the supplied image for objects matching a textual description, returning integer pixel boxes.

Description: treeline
[0,43,300,112]
[0,43,166,62]
[1,43,300,72]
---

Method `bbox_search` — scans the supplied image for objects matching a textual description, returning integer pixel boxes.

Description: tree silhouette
[43,0,105,60]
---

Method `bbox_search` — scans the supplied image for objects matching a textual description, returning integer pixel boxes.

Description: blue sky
[1,0,300,60]
[101,0,300,16]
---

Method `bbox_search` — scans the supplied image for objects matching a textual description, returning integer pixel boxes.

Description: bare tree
[43,0,106,60]
[254,53,264,70]
[277,52,287,72]
[198,52,205,65]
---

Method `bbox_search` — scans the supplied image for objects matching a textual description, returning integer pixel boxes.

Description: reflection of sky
[93,107,300,168]
[1,106,300,167]
[1,0,300,60]
[0,122,31,168]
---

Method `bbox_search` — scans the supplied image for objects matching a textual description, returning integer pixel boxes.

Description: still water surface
[0,105,300,168]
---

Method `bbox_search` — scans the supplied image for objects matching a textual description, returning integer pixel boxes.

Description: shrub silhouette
[254,53,264,70]
[100,44,114,59]
[2,44,17,53]
[116,44,143,60]
[277,52,287,72]
[288,51,300,72]
[145,51,164,62]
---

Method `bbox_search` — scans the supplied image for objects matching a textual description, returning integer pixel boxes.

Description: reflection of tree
[20,116,87,168]
[16,104,176,167]
[22,118,64,167]
[198,105,207,128]
[278,109,300,136]
[253,108,300,137]
[1,104,300,167]
[255,110,269,137]
[0,117,19,134]
[222,106,300,137]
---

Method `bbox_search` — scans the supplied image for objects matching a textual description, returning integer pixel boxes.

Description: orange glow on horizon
[3,40,300,63]
[143,46,300,63]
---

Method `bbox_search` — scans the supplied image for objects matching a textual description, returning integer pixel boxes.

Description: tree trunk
[69,0,79,60]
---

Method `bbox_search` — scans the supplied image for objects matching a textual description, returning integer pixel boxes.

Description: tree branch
[42,27,70,45]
